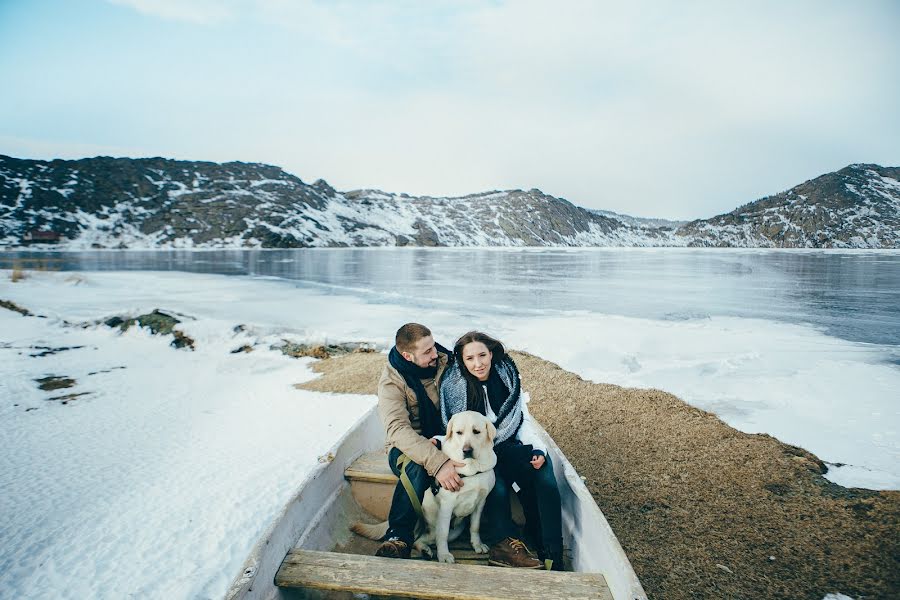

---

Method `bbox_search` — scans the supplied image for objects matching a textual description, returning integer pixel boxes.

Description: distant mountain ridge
[1,155,897,249]
[679,164,900,248]
[588,208,688,230]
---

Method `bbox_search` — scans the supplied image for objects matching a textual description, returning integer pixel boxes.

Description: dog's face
[444,411,497,465]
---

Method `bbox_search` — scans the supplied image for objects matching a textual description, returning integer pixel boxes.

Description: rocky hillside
[0,155,679,248]
[678,164,900,248]
[1,155,897,249]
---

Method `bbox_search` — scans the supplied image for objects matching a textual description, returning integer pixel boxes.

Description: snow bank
[0,273,375,599]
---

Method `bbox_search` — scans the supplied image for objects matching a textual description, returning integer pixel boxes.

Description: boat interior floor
[311,470,568,566]
[272,451,609,600]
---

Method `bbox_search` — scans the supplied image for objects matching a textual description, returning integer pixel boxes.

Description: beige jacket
[377,352,451,476]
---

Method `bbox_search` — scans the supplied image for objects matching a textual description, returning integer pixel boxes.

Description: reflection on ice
[4,248,900,345]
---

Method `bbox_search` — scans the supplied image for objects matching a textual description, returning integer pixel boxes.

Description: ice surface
[823,464,900,490]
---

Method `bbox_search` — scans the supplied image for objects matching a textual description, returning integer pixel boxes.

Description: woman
[439,331,564,570]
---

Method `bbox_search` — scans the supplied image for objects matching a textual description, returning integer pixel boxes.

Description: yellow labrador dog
[351,411,497,564]
[415,410,497,563]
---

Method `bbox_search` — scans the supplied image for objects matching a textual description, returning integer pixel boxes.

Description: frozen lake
[3,247,899,489]
[5,247,900,346]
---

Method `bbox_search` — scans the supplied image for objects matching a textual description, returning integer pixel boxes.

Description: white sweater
[482,386,546,454]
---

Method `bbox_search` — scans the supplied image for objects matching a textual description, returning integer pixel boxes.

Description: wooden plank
[275,549,612,600]
[345,450,397,484]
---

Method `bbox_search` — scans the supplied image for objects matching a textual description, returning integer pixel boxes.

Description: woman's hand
[530,454,545,470]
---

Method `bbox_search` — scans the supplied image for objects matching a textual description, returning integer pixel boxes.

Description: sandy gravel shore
[299,350,900,600]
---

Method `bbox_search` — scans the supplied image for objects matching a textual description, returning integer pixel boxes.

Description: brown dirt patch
[300,351,900,600]
[295,352,385,394]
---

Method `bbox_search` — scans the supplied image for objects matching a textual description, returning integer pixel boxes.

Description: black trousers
[494,451,564,554]
[480,471,520,544]
[384,447,432,544]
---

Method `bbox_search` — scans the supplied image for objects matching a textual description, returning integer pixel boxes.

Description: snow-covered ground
[0,272,380,599]
[1,270,896,599]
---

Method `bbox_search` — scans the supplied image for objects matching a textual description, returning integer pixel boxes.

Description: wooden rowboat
[225,406,647,600]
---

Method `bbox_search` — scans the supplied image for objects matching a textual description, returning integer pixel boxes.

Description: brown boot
[488,537,542,568]
[375,537,411,559]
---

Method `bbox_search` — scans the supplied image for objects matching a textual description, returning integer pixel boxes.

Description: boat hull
[226,406,647,600]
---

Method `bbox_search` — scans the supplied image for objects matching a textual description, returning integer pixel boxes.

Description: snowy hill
[1,155,897,249]
[678,164,900,248]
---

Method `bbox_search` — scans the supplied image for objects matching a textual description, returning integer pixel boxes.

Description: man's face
[402,335,438,368]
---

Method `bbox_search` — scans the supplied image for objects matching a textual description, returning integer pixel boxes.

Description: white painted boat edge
[225,406,648,600]
[225,407,383,600]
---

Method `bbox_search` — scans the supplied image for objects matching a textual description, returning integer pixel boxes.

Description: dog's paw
[415,543,434,559]
[437,552,456,564]
[472,542,489,554]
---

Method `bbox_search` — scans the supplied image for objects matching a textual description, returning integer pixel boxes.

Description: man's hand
[530,454,546,470]
[436,459,466,491]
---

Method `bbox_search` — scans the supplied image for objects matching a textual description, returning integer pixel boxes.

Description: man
[376,323,541,568]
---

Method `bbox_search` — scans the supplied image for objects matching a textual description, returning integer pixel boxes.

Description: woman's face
[461,341,492,382]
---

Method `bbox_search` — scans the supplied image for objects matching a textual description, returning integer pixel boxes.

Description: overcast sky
[1,0,898,219]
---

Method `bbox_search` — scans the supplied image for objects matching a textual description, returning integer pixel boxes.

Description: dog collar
[431,467,490,495]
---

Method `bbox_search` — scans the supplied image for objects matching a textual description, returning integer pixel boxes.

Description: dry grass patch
[514,351,899,600]
[34,375,76,391]
[295,350,899,599]
[3,258,63,280]
[295,351,385,394]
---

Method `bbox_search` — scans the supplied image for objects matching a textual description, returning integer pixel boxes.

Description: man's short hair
[396,323,432,354]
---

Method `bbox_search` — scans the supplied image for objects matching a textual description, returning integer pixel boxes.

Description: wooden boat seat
[345,449,397,483]
[344,450,397,521]
[275,549,613,600]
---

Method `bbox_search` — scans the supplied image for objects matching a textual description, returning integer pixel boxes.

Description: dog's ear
[486,420,497,443]
[445,415,455,439]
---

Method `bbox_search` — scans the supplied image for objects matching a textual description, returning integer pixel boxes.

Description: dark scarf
[388,343,451,439]
[440,354,524,445]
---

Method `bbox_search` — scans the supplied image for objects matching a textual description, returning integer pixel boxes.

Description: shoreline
[299,350,900,600]
[4,246,900,254]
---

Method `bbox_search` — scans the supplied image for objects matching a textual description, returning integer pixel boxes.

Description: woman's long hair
[453,331,507,414]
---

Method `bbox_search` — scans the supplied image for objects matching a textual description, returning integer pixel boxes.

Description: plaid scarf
[440,354,523,445]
